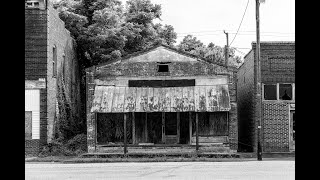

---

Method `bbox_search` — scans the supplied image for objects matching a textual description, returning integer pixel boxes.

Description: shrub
[38,134,87,157]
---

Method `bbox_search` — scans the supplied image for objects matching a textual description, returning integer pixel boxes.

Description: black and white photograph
[25,0,295,179]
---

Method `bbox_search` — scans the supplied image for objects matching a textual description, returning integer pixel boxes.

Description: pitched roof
[86,44,228,69]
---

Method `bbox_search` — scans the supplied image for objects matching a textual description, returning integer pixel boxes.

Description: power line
[229,0,250,46]
[176,30,295,35]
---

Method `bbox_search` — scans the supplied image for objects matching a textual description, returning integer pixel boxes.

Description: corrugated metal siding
[25,89,40,139]
[91,85,231,113]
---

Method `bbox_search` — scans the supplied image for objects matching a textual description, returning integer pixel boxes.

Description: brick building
[86,44,238,154]
[25,0,81,154]
[237,41,295,153]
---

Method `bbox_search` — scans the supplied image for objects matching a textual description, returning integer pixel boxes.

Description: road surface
[25,160,295,180]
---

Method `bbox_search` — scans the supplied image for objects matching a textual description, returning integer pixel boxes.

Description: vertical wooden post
[145,112,148,142]
[196,112,199,151]
[177,112,180,144]
[124,113,127,154]
[132,112,136,145]
[162,112,165,143]
[95,113,97,148]
[189,112,192,145]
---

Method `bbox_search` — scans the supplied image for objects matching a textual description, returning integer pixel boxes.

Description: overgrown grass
[37,134,87,157]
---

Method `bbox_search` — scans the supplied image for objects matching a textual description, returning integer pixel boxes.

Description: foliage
[38,134,87,157]
[177,35,243,67]
[54,0,177,66]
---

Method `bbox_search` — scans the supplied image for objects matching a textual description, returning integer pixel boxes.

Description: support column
[189,112,192,145]
[196,112,199,151]
[145,113,148,142]
[124,113,127,154]
[177,112,180,144]
[162,112,165,143]
[132,112,136,145]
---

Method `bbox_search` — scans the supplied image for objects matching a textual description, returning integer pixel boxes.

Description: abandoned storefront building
[25,0,80,154]
[237,41,295,153]
[86,44,238,154]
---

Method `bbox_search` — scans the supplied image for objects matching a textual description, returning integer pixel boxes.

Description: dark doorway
[179,112,190,144]
[165,112,177,135]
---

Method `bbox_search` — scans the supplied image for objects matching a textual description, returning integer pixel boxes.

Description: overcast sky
[54,0,295,57]
[120,0,295,57]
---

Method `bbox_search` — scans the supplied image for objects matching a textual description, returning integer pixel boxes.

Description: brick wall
[25,9,47,80]
[237,42,295,152]
[46,2,79,143]
[25,1,80,154]
[254,42,295,84]
[237,50,256,152]
[262,102,290,152]
[86,67,96,153]
[25,8,48,154]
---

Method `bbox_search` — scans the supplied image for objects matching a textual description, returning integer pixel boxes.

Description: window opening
[263,84,277,100]
[279,84,292,100]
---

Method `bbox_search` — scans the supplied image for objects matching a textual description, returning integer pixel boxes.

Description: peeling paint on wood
[164,87,171,112]
[100,86,114,112]
[173,87,183,112]
[91,85,230,112]
[111,87,120,112]
[124,87,136,112]
[182,87,190,111]
[152,88,160,111]
[188,87,195,111]
[206,86,219,112]
[218,85,231,111]
[147,87,154,112]
[91,86,103,112]
[198,86,207,112]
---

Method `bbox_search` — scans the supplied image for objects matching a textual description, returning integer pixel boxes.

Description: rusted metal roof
[91,85,230,113]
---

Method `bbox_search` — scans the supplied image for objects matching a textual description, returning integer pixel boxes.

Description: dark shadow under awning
[91,85,230,113]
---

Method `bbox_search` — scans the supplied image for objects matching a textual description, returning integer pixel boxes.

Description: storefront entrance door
[162,112,179,144]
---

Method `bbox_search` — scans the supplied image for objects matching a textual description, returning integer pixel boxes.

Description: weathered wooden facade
[25,0,80,154]
[237,41,295,153]
[86,45,238,153]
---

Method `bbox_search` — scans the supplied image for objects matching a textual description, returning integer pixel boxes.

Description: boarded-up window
[264,84,277,100]
[25,111,32,139]
[279,84,292,100]
[194,112,228,136]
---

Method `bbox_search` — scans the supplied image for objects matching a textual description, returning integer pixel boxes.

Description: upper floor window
[53,46,57,78]
[264,84,277,100]
[263,83,295,101]
[157,62,170,73]
[279,84,292,100]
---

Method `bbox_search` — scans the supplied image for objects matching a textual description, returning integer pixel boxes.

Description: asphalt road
[25,160,295,180]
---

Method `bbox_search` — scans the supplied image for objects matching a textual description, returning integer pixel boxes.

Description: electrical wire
[229,0,250,46]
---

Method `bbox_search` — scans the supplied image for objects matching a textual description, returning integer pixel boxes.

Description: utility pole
[255,0,262,161]
[223,30,229,67]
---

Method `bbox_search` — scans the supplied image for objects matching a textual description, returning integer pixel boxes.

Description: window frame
[262,83,295,101]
